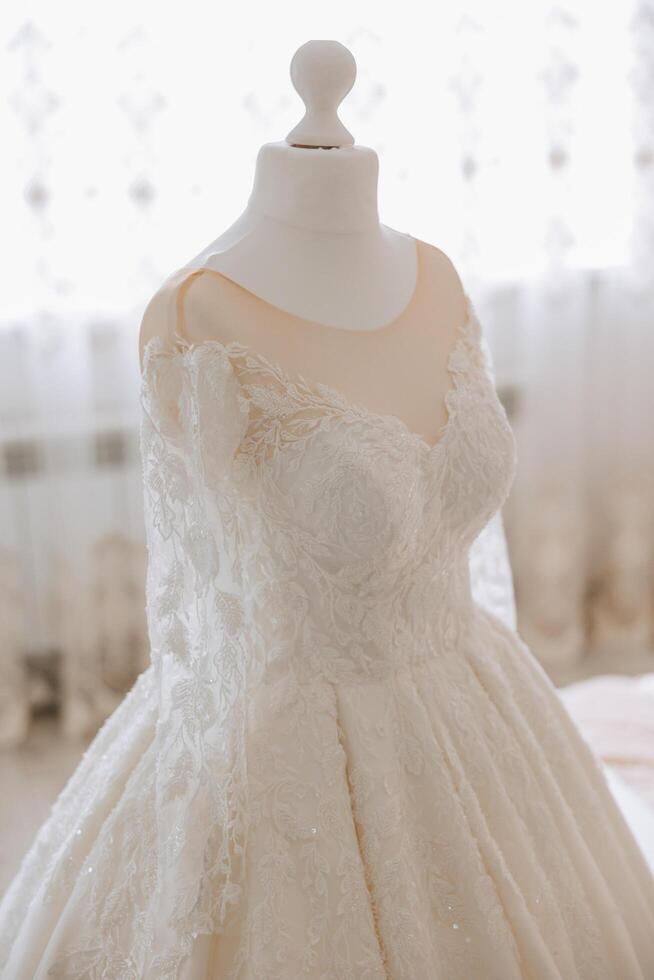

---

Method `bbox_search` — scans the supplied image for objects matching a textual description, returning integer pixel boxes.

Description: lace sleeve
[469,508,517,631]
[139,282,253,971]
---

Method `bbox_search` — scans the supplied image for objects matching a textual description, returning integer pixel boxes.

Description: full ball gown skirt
[1,244,653,979]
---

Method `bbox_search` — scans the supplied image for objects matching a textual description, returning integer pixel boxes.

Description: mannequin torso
[139,42,468,449]
[139,153,468,448]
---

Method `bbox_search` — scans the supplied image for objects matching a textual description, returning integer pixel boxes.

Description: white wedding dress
[1,238,653,979]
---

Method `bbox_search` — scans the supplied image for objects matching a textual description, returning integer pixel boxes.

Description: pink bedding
[561,673,654,812]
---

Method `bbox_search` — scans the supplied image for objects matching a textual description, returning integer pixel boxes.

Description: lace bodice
[142,288,515,683]
[135,272,517,970]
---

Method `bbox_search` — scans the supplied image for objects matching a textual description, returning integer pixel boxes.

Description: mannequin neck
[245,141,381,236]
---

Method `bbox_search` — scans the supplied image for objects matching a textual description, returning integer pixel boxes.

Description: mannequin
[7,39,654,980]
[139,39,468,450]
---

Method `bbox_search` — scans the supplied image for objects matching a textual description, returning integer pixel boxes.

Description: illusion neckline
[142,290,480,458]
[192,233,423,339]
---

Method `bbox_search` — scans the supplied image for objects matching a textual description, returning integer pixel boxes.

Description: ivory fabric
[1,242,653,979]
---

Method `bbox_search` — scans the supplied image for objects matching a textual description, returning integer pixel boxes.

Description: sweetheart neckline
[141,291,480,459]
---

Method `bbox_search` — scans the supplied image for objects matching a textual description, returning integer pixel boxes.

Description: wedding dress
[1,237,653,980]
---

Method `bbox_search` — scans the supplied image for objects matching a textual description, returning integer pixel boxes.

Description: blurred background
[2,0,654,891]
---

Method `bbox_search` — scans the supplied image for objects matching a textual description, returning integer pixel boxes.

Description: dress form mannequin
[140,39,468,448]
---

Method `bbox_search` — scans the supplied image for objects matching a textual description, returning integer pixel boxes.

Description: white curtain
[1,0,653,740]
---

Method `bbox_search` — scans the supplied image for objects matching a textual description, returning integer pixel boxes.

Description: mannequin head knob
[285,40,356,149]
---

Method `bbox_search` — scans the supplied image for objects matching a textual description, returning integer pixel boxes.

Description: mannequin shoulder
[138,266,196,370]
[418,239,469,328]
[139,283,171,358]
[139,263,262,370]
[181,268,240,343]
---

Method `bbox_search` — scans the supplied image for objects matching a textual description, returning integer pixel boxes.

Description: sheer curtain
[1,0,653,741]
